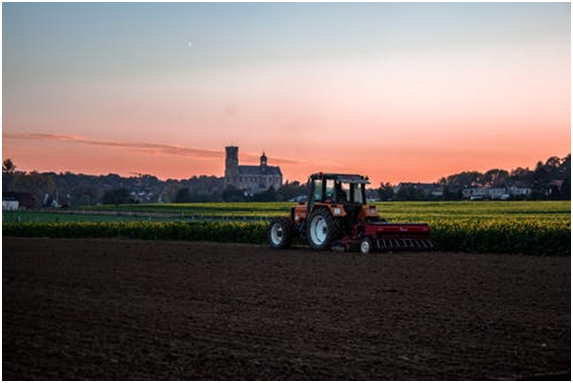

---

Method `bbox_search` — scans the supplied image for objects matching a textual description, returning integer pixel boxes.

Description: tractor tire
[306,208,342,250]
[268,217,293,249]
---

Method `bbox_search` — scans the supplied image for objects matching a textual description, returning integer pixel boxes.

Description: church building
[224,146,282,195]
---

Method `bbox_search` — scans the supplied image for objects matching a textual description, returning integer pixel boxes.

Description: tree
[2,158,16,174]
[559,154,571,175]
[395,184,426,201]
[509,167,534,186]
[2,158,17,192]
[103,188,131,205]
[445,171,482,188]
[442,184,462,200]
[160,182,180,203]
[71,186,100,207]
[531,161,550,199]
[480,169,509,187]
[175,188,193,203]
[560,178,571,200]
[11,171,56,207]
[252,187,278,202]
[378,182,394,201]
[277,180,307,201]
[545,156,561,170]
[222,185,246,202]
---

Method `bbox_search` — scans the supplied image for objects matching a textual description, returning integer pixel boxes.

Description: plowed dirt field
[3,238,570,380]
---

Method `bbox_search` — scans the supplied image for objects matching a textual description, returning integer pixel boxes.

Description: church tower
[225,146,239,188]
[260,152,268,170]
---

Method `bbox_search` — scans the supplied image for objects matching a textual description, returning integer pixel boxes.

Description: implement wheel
[306,208,341,250]
[360,238,372,255]
[268,217,293,249]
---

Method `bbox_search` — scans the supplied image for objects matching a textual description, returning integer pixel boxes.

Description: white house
[462,187,489,200]
[509,186,532,197]
[2,200,19,211]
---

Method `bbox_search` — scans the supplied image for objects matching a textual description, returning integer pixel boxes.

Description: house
[462,187,489,200]
[488,188,510,200]
[462,187,505,200]
[2,199,19,211]
[2,192,35,209]
[509,182,532,197]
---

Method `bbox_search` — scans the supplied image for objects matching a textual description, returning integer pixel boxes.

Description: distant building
[2,192,35,210]
[462,187,526,200]
[2,199,19,211]
[509,186,532,197]
[224,146,282,195]
[488,188,510,200]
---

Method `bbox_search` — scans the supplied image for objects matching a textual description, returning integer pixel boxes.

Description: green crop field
[6,201,571,222]
[3,201,570,256]
[375,200,570,219]
[75,202,293,217]
[2,211,182,223]
[74,200,571,219]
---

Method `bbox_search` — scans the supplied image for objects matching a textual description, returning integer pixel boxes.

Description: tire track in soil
[3,238,570,380]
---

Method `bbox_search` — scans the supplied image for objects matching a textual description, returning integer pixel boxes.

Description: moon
[187,40,193,47]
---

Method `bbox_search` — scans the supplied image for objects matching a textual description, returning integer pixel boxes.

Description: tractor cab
[308,173,368,208]
[306,173,374,230]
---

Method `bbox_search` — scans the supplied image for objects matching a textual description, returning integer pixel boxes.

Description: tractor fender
[311,202,347,218]
[359,205,381,220]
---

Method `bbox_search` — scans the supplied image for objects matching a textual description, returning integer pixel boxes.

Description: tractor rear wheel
[306,208,342,250]
[268,217,293,249]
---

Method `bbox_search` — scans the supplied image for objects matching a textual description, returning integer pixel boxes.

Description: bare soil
[3,238,570,380]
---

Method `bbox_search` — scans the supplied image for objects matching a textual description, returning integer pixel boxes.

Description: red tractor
[268,173,434,254]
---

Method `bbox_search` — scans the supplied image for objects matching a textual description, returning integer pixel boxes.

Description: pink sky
[3,3,570,185]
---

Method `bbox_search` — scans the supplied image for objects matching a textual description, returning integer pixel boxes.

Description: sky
[2,2,571,184]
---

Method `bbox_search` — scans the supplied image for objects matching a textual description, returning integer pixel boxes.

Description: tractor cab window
[350,183,364,204]
[325,179,349,203]
[335,181,349,203]
[312,179,323,203]
[324,179,335,201]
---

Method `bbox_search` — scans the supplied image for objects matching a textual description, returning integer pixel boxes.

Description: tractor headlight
[333,208,341,216]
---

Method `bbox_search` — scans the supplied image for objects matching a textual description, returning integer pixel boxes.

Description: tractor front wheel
[306,208,341,250]
[268,217,293,249]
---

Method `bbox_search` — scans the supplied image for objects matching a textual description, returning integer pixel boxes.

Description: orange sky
[2,3,571,185]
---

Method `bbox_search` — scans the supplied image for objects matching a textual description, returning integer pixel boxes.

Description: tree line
[2,153,570,207]
[377,154,570,201]
[1,159,309,206]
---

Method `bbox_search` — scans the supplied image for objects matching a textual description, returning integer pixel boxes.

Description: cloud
[3,132,307,165]
[4,132,86,142]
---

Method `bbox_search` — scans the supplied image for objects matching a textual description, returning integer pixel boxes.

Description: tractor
[268,173,434,254]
